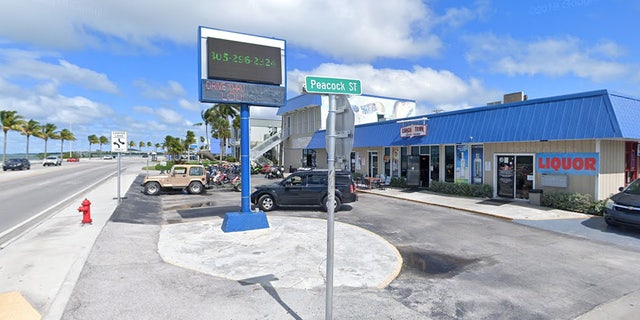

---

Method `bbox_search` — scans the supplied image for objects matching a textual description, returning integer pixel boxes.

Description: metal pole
[240,103,251,213]
[117,152,122,204]
[325,94,336,319]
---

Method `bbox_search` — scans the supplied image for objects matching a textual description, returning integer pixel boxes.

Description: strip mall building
[278,89,640,201]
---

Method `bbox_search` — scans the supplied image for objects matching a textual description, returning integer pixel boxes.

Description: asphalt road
[64,174,640,319]
[0,158,135,245]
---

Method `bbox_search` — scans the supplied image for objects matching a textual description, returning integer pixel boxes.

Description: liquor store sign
[536,153,599,176]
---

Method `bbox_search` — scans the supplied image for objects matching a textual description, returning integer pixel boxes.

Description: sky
[1,0,639,155]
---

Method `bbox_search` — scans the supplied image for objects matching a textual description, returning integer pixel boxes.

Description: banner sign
[536,153,599,176]
[400,124,427,138]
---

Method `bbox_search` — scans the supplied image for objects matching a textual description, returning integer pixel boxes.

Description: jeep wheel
[322,196,342,212]
[258,194,275,212]
[188,181,204,194]
[144,182,161,196]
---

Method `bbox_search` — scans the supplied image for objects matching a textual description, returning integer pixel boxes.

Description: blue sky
[1,0,639,155]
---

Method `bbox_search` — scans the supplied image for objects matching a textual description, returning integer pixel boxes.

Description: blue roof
[276,94,322,115]
[306,89,640,149]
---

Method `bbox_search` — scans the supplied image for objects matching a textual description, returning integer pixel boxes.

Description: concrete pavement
[1,172,638,319]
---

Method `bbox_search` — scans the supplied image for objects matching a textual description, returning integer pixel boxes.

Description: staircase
[250,132,284,164]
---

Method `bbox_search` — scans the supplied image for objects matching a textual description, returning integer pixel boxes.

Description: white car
[43,156,62,166]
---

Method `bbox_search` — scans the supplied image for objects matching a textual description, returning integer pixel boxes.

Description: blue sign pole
[221,103,269,232]
[240,103,251,212]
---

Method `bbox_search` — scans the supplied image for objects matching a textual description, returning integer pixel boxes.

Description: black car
[604,178,640,229]
[3,158,31,171]
[251,169,358,212]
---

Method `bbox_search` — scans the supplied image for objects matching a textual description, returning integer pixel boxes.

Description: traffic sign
[305,76,361,95]
[111,131,128,153]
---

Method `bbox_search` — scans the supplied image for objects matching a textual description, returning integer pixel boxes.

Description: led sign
[207,37,282,85]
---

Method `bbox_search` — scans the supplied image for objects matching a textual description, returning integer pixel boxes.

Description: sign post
[199,26,286,232]
[304,75,359,320]
[111,131,128,204]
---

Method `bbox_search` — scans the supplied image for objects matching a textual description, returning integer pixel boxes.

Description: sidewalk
[1,175,637,319]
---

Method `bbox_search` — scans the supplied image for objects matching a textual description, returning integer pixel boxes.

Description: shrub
[390,177,407,188]
[427,181,493,198]
[541,191,602,214]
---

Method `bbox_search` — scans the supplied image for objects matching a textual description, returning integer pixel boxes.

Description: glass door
[496,155,515,198]
[515,155,534,199]
[368,151,378,177]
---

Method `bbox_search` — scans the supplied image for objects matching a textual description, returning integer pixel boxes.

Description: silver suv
[43,156,62,166]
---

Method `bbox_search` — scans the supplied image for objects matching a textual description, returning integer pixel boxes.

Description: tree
[59,129,76,158]
[209,104,239,161]
[38,123,58,158]
[99,135,109,156]
[154,142,161,153]
[139,141,145,154]
[20,119,40,159]
[1,110,25,164]
[129,140,135,155]
[88,134,99,159]
[163,135,183,161]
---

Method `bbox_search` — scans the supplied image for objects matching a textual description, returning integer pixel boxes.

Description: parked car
[141,164,211,195]
[251,169,358,212]
[43,155,62,166]
[3,158,31,171]
[604,178,640,229]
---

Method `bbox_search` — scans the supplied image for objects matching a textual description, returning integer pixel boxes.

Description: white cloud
[178,98,200,112]
[288,63,499,114]
[0,0,443,62]
[465,34,629,82]
[0,49,118,93]
[156,108,184,124]
[134,79,186,100]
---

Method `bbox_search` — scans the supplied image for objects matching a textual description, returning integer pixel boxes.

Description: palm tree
[209,104,239,161]
[129,140,135,156]
[59,129,76,158]
[38,123,58,158]
[210,116,231,162]
[1,110,25,164]
[88,134,99,159]
[197,108,216,150]
[20,119,40,159]
[99,135,108,157]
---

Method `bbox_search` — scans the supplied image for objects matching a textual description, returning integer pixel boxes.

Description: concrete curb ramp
[158,216,403,290]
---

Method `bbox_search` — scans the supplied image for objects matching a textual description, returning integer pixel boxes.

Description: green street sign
[304,76,361,95]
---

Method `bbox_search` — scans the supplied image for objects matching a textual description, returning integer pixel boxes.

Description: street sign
[305,76,361,95]
[111,131,128,153]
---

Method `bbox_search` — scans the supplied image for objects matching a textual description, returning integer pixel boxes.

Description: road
[0,157,141,245]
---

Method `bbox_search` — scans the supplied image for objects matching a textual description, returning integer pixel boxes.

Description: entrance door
[407,155,420,186]
[496,155,534,199]
[420,155,430,188]
[368,151,378,177]
[496,155,515,198]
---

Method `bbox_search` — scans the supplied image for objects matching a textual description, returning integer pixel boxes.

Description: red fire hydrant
[77,198,93,225]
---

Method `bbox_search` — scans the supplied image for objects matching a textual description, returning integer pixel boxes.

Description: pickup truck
[141,164,211,195]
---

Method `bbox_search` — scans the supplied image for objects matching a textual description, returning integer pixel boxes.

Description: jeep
[251,169,358,212]
[141,164,210,195]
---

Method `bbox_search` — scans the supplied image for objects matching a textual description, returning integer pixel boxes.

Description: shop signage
[400,124,427,138]
[536,153,599,176]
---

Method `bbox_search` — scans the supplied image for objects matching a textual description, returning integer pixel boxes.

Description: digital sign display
[207,37,282,85]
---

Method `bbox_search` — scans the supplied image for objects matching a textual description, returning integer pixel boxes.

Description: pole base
[221,211,269,233]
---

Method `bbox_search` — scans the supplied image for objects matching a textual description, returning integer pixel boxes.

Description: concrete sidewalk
[0,169,139,320]
[1,174,638,319]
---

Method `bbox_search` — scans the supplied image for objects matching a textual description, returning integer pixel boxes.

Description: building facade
[281,89,640,201]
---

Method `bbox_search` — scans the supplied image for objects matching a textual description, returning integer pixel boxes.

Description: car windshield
[624,179,640,195]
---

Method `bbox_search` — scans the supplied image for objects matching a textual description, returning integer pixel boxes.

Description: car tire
[144,182,161,196]
[258,194,275,212]
[322,196,342,212]
[188,181,204,194]
[604,216,617,227]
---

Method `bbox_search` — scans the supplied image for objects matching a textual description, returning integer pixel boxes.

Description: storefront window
[431,146,440,182]
[384,148,390,176]
[445,145,454,182]
[401,147,408,177]
[411,146,419,155]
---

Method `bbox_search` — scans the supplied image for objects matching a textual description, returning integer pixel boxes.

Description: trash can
[529,189,543,206]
